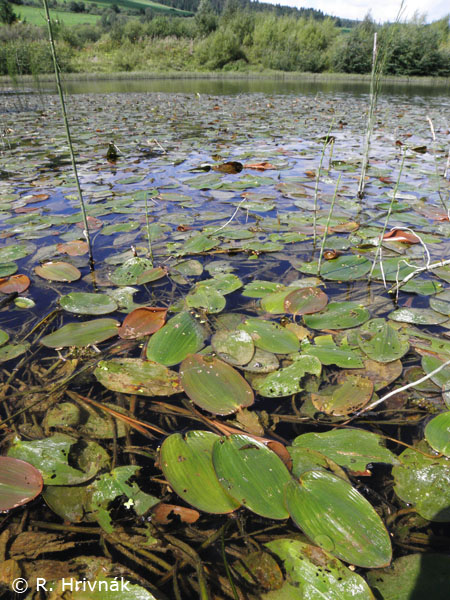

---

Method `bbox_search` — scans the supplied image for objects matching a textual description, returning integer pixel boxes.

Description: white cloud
[267,0,449,23]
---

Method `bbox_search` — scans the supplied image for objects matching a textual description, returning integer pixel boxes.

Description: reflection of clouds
[270,0,449,23]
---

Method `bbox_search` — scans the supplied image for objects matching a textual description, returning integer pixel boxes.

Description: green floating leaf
[160,431,240,514]
[302,334,364,368]
[425,411,450,456]
[0,329,9,347]
[186,285,226,313]
[421,354,450,388]
[239,318,300,354]
[211,329,255,366]
[0,244,32,262]
[311,374,373,416]
[358,318,409,362]
[0,263,18,277]
[41,319,119,348]
[286,472,392,568]
[172,259,203,276]
[430,289,450,315]
[367,553,450,600]
[293,429,399,472]
[8,434,96,485]
[60,292,118,315]
[370,257,420,282]
[252,355,321,398]
[180,354,254,415]
[0,342,30,363]
[181,234,217,254]
[95,358,182,397]
[213,434,291,520]
[146,311,205,366]
[241,280,284,298]
[298,255,371,281]
[400,278,442,295]
[304,301,370,330]
[388,307,448,325]
[284,286,328,315]
[35,261,81,282]
[110,257,154,286]
[392,441,450,521]
[241,348,279,373]
[0,456,43,511]
[265,538,375,600]
[136,266,167,285]
[199,273,242,295]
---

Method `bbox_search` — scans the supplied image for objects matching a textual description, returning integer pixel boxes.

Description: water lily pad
[199,273,242,295]
[35,261,81,282]
[41,319,119,348]
[211,329,255,366]
[180,354,254,415]
[286,472,392,567]
[110,257,154,285]
[241,348,280,373]
[302,334,364,368]
[392,441,450,521]
[304,302,370,330]
[239,318,300,354]
[117,307,167,339]
[172,259,203,276]
[186,285,226,313]
[0,244,32,262]
[0,456,43,511]
[430,289,450,315]
[424,411,450,456]
[146,311,205,366]
[388,307,448,325]
[421,354,450,388]
[293,429,399,472]
[358,318,409,362]
[252,355,321,397]
[242,280,285,298]
[60,292,118,315]
[0,342,30,363]
[0,274,30,294]
[95,358,181,397]
[160,431,240,514]
[284,286,328,315]
[367,553,450,600]
[311,375,373,416]
[57,239,89,256]
[0,263,18,277]
[265,539,375,600]
[0,329,9,346]
[212,434,291,519]
[338,358,403,391]
[14,297,35,309]
[298,255,371,281]
[370,257,419,281]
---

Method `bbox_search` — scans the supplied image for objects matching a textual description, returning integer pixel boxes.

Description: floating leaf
[388,307,448,325]
[136,266,167,285]
[421,354,450,388]
[0,263,18,277]
[284,286,328,315]
[199,273,242,295]
[241,348,279,373]
[35,261,81,282]
[392,441,450,521]
[0,456,43,511]
[95,358,181,396]
[357,318,409,362]
[304,302,370,330]
[0,274,30,294]
[252,355,321,398]
[0,329,9,346]
[370,257,420,282]
[424,412,450,456]
[146,311,205,366]
[180,354,254,415]
[265,539,375,600]
[0,342,30,363]
[286,473,392,568]
[57,240,89,256]
[110,257,154,286]
[0,244,32,262]
[211,329,255,366]
[239,318,300,354]
[293,429,399,472]
[367,553,450,600]
[234,550,283,591]
[41,318,119,348]
[118,307,167,339]
[383,228,420,243]
[60,292,118,315]
[160,431,240,514]
[186,285,226,313]
[430,289,450,315]
[338,358,403,391]
[181,234,216,254]
[298,255,371,281]
[212,434,291,519]
[302,335,364,368]
[241,280,284,298]
[311,375,373,416]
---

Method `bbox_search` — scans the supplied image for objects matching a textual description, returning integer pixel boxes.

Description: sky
[264,1,449,23]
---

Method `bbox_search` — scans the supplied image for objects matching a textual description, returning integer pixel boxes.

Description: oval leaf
[35,261,81,282]
[41,318,119,348]
[0,274,30,294]
[146,311,205,366]
[95,358,181,396]
[118,307,167,339]
[304,301,370,330]
[60,292,118,315]
[0,456,43,511]
[425,411,450,456]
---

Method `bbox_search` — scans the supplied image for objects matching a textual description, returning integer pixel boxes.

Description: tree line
[0,0,449,76]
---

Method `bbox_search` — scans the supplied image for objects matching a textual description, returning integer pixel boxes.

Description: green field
[13,4,100,26]
[80,0,193,16]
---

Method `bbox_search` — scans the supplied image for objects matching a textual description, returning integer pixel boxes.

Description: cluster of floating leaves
[0,87,450,598]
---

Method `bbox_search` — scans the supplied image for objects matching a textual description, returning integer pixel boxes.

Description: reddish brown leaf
[379,176,393,184]
[24,193,49,204]
[118,307,167,339]
[244,162,276,171]
[152,503,200,525]
[212,161,243,174]
[305,170,316,178]
[57,240,89,256]
[76,216,102,231]
[14,207,40,214]
[383,228,420,244]
[415,205,449,221]
[0,274,30,294]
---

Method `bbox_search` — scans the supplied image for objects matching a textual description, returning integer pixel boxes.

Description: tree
[0,0,17,25]
[195,0,217,36]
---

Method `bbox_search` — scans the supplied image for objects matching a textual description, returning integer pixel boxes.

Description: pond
[0,78,450,600]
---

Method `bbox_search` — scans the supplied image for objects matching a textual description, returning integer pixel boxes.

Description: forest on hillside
[0,0,449,76]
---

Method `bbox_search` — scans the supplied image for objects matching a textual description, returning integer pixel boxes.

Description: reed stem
[317,174,341,275]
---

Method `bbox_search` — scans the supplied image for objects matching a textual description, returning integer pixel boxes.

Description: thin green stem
[368,151,406,280]
[145,193,153,265]
[41,0,93,266]
[317,174,341,276]
[313,120,334,246]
